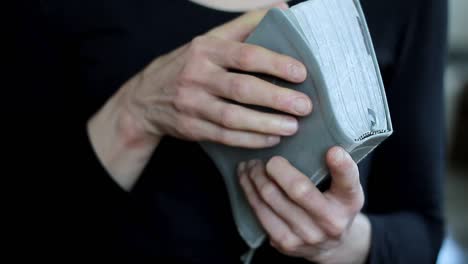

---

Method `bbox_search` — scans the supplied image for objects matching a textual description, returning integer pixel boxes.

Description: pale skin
[189,0,293,12]
[87,2,371,263]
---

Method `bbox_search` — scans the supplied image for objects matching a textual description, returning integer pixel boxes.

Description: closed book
[200,0,393,251]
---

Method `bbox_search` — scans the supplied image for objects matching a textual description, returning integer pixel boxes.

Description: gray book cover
[200,0,393,250]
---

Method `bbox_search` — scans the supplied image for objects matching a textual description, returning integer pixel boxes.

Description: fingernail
[293,98,311,115]
[281,118,298,135]
[288,63,306,81]
[333,148,345,164]
[267,136,281,145]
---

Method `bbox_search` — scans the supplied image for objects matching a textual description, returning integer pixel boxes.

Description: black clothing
[6,0,447,263]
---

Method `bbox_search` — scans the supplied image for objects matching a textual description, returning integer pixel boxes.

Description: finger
[202,37,306,83]
[265,156,330,219]
[195,96,298,136]
[247,160,326,244]
[326,147,364,206]
[206,3,289,41]
[176,115,281,148]
[274,2,290,9]
[238,161,302,251]
[207,10,267,41]
[266,156,354,238]
[222,43,307,83]
[206,72,311,116]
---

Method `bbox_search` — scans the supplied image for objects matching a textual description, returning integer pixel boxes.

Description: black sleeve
[6,1,134,260]
[364,0,447,262]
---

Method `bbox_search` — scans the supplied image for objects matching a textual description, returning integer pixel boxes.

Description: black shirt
[6,0,447,263]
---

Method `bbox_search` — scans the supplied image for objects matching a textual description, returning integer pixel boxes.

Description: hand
[238,147,371,263]
[118,8,311,149]
[87,4,311,190]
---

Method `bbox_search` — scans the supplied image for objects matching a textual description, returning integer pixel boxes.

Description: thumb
[206,2,289,41]
[326,147,362,202]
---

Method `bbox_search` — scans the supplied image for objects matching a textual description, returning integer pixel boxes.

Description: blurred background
[437,0,468,263]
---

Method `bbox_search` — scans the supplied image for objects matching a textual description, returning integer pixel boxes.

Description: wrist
[115,101,160,150]
[87,80,161,190]
[116,76,163,148]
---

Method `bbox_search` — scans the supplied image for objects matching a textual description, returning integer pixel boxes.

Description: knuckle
[174,116,187,134]
[175,117,203,141]
[175,117,194,138]
[172,88,192,113]
[139,67,155,88]
[313,201,329,218]
[276,235,300,253]
[239,173,248,186]
[349,191,365,214]
[258,182,277,201]
[229,76,249,101]
[219,105,238,128]
[189,36,207,57]
[251,160,265,175]
[273,56,289,76]
[237,45,257,69]
[324,218,346,239]
[177,64,198,87]
[338,153,358,172]
[274,92,309,114]
[291,226,312,244]
[290,179,314,202]
[183,38,209,76]
[299,231,320,245]
[186,127,201,141]
[215,129,231,145]
[356,192,365,209]
[302,233,322,246]
[345,163,360,181]
[271,91,286,110]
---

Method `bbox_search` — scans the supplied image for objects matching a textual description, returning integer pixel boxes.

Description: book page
[290,0,387,140]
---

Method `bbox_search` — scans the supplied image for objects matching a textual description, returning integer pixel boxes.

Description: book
[200,0,393,250]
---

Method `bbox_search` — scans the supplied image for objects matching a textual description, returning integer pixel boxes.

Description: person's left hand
[237,146,370,263]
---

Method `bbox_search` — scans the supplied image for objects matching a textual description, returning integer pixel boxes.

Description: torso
[40,0,403,261]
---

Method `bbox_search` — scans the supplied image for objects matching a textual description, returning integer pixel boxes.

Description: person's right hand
[119,8,312,149]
